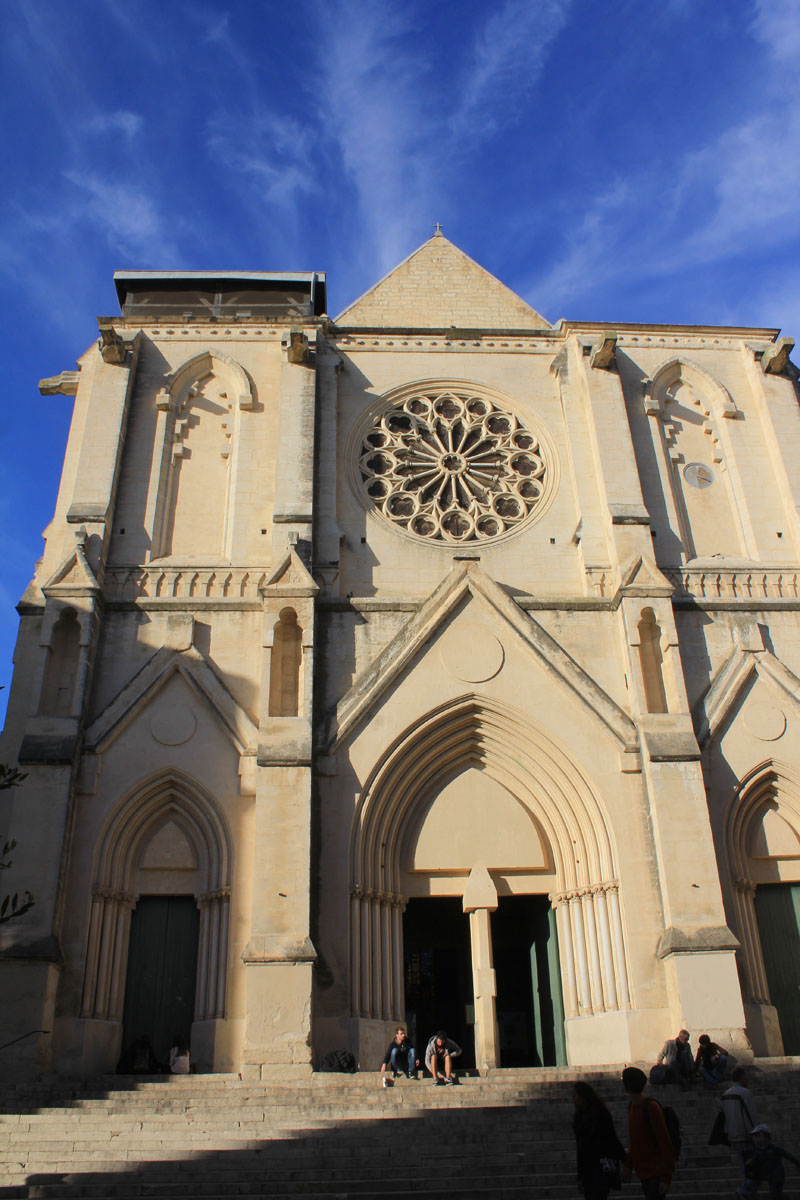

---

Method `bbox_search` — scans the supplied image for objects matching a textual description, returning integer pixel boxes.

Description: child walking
[739,1125,800,1199]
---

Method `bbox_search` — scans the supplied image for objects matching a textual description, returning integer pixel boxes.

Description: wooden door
[121,896,199,1065]
[755,883,800,1054]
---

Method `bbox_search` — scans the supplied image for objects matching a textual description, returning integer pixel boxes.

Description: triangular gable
[336,235,551,329]
[261,544,319,597]
[325,561,637,752]
[42,533,99,598]
[695,644,800,746]
[619,553,674,597]
[84,645,258,754]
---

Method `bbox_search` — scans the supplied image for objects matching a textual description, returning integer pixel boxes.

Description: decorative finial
[434,221,443,235]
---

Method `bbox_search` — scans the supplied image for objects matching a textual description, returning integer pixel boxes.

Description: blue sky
[1,0,799,722]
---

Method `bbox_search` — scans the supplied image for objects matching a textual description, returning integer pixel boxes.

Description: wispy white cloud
[522,0,800,321]
[201,12,231,44]
[83,110,143,139]
[312,0,573,279]
[207,112,317,200]
[452,0,572,139]
[309,2,434,271]
[64,171,180,262]
[750,0,800,62]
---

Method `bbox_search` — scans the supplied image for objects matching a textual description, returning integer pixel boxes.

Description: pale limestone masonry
[2,237,800,1082]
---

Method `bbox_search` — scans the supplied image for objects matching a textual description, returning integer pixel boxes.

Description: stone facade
[2,236,800,1079]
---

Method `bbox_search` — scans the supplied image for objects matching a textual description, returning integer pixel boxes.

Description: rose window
[358,390,548,542]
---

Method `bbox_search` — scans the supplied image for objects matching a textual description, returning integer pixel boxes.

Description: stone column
[551,341,614,593]
[462,865,499,1071]
[271,329,316,558]
[241,328,319,1079]
[314,334,343,595]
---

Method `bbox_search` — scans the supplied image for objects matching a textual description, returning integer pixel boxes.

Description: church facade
[2,234,800,1079]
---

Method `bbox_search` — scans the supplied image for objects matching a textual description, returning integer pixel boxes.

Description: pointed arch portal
[725,762,800,1053]
[348,697,631,1065]
[81,772,232,1059]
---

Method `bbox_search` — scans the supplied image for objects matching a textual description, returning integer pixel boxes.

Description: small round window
[683,462,714,489]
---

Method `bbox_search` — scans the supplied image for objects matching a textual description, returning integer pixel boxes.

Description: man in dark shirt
[379,1027,417,1080]
[695,1033,728,1085]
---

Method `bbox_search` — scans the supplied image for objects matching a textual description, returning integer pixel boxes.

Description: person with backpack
[723,1067,758,1191]
[622,1066,677,1197]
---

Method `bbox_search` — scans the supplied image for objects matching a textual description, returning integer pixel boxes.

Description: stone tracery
[358,388,548,542]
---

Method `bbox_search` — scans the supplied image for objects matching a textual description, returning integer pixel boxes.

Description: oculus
[683,461,714,489]
[358,388,550,542]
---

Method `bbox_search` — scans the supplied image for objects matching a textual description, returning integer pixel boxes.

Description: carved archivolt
[81,771,232,1024]
[645,358,738,425]
[723,762,800,1005]
[349,381,558,543]
[348,696,629,1023]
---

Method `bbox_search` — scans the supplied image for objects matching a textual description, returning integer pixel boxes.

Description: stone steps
[1,1062,799,1199]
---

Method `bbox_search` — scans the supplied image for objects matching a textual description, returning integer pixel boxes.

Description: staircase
[1,1061,799,1199]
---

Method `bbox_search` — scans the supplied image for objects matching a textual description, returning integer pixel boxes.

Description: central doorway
[403,897,475,1067]
[121,895,199,1065]
[492,895,565,1066]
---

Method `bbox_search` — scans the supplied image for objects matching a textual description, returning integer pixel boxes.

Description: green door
[491,895,566,1067]
[121,896,199,1065]
[754,883,800,1054]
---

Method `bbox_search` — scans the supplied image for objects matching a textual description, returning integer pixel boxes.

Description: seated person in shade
[169,1034,191,1075]
[657,1028,694,1087]
[117,1034,159,1074]
[695,1033,728,1085]
[379,1027,417,1080]
[425,1030,461,1085]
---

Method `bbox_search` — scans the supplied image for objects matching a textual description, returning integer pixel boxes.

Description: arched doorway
[81,772,232,1068]
[401,766,565,1066]
[349,697,629,1068]
[725,763,800,1054]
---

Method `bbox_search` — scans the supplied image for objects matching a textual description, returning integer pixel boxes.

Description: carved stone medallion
[150,704,197,746]
[744,703,786,742]
[439,622,504,682]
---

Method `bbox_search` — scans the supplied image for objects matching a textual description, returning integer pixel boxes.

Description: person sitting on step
[169,1033,191,1075]
[656,1028,694,1088]
[379,1027,418,1081]
[425,1030,461,1085]
[694,1033,728,1087]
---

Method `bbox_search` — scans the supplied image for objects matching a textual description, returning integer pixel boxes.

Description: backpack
[641,1097,682,1160]
[319,1048,357,1073]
